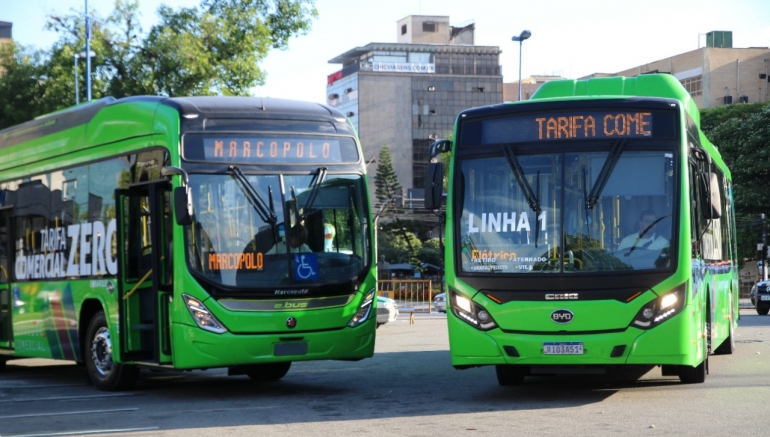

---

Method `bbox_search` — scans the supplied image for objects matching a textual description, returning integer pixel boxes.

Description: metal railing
[377,279,434,313]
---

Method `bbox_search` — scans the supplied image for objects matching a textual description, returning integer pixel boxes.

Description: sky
[2,0,769,104]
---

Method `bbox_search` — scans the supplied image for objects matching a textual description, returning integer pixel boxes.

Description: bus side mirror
[425,162,443,211]
[174,187,193,226]
[429,139,451,159]
[699,172,722,220]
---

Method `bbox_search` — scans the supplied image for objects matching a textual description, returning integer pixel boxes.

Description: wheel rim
[91,327,114,377]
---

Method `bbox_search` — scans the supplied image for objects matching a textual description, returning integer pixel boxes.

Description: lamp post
[511,30,532,101]
[73,51,96,105]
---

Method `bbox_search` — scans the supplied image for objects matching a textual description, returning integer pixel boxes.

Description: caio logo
[550,309,574,324]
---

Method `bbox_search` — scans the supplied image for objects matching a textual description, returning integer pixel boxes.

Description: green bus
[425,74,738,385]
[0,96,377,390]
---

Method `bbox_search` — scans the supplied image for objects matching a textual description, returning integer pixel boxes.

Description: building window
[423,22,436,33]
[401,24,407,35]
[681,75,702,96]
[475,87,485,92]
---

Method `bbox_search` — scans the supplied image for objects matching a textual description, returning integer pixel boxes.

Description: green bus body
[0,96,377,390]
[431,75,738,384]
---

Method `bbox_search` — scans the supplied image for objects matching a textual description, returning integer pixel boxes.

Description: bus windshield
[458,146,676,274]
[186,172,370,289]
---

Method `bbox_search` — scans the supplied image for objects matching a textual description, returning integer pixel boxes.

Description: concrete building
[0,21,11,45]
[327,15,503,205]
[502,31,770,109]
[503,75,565,102]
[615,31,770,108]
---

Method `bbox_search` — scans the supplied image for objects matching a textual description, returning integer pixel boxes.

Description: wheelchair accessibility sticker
[293,253,319,281]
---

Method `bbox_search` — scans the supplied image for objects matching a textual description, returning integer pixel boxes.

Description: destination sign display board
[460,110,676,146]
[183,134,360,164]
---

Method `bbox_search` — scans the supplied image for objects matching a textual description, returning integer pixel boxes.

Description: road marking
[0,384,85,390]
[0,393,134,403]
[0,408,138,419]
[4,427,159,437]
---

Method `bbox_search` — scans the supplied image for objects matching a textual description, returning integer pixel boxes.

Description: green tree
[417,238,442,266]
[374,145,402,210]
[0,44,48,128]
[378,230,423,265]
[0,0,318,126]
[701,102,770,263]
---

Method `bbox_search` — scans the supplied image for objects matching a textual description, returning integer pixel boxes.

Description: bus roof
[0,96,350,150]
[530,74,701,127]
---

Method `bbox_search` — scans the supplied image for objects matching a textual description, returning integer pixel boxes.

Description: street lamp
[73,51,96,105]
[511,30,532,101]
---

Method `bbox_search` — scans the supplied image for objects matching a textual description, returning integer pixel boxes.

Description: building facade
[327,15,503,204]
[503,31,770,109]
[615,43,770,108]
[0,21,12,44]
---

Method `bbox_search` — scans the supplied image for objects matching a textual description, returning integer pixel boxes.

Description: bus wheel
[495,364,527,386]
[246,362,292,382]
[0,358,6,371]
[85,311,139,391]
[678,356,706,384]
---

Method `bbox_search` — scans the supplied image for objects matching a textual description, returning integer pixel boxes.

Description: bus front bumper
[169,319,375,369]
[448,309,704,368]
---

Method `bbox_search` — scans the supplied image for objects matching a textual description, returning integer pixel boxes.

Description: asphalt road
[1,309,769,437]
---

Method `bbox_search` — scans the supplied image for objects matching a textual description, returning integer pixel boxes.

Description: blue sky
[2,0,769,103]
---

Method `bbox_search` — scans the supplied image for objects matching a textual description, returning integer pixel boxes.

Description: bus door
[0,207,12,349]
[116,181,172,365]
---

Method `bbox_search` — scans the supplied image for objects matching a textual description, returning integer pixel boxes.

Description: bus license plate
[761,295,770,301]
[274,342,308,356]
[543,342,584,355]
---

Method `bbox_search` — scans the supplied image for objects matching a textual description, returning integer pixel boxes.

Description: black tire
[0,358,6,371]
[678,357,707,384]
[680,311,709,384]
[495,364,527,386]
[85,311,139,391]
[246,362,291,382]
[757,307,770,316]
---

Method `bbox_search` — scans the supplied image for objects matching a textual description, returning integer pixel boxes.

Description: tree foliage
[0,0,317,127]
[701,102,770,261]
[378,228,422,265]
[374,145,402,210]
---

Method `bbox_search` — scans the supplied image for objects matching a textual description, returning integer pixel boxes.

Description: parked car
[377,296,399,327]
[434,292,446,313]
[752,280,770,315]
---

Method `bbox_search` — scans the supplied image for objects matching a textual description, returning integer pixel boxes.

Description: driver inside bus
[618,210,669,251]
[266,224,312,254]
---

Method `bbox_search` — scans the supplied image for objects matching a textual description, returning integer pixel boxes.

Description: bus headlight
[452,290,498,331]
[183,294,228,334]
[348,289,375,328]
[631,284,686,330]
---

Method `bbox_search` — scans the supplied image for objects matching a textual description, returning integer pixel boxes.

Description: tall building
[327,15,503,205]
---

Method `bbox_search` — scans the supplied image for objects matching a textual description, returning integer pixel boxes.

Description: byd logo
[550,309,574,324]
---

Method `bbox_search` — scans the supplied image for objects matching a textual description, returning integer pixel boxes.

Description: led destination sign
[183,134,360,164]
[461,110,676,146]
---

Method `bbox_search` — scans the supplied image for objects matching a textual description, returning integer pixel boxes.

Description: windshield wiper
[624,214,670,256]
[586,139,627,210]
[291,167,327,221]
[228,165,277,225]
[582,168,592,240]
[502,146,542,247]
